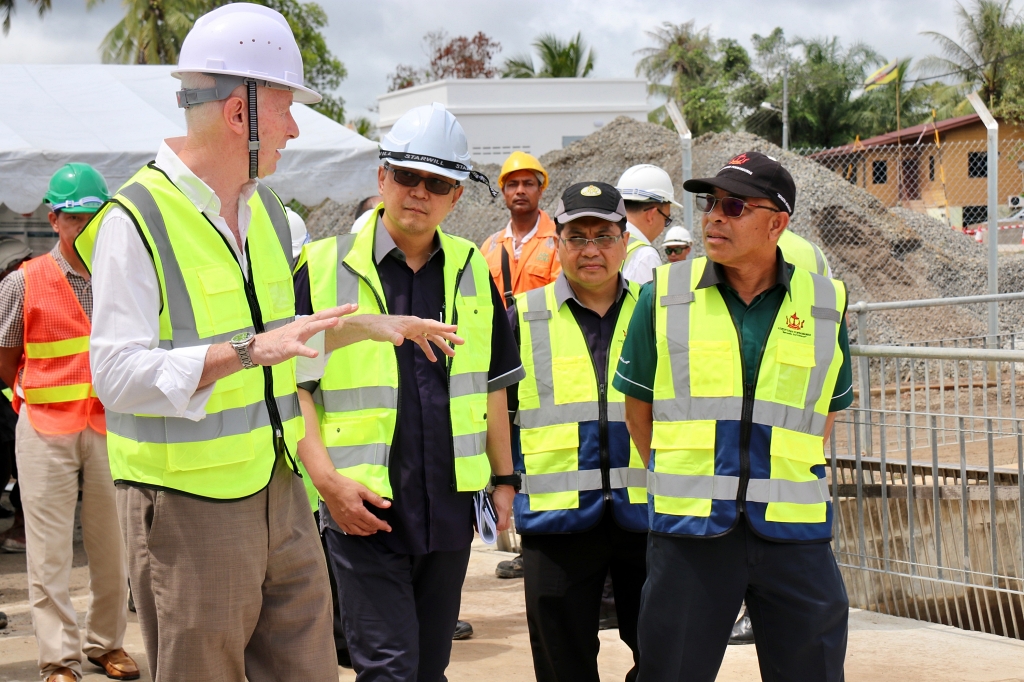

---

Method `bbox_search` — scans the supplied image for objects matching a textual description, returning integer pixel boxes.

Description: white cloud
[0,0,965,121]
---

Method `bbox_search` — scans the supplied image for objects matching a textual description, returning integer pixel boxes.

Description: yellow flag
[865,59,899,91]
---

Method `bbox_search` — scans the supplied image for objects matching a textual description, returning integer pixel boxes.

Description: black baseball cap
[683,151,796,214]
[553,182,627,225]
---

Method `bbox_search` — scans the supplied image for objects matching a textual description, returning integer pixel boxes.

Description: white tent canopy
[0,64,379,214]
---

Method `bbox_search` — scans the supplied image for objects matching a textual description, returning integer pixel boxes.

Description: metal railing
[834,340,1024,638]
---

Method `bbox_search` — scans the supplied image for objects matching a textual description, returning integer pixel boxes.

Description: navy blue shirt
[294,219,524,555]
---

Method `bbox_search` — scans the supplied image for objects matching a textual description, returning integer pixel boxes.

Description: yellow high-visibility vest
[298,213,494,499]
[778,230,830,277]
[75,164,303,500]
[650,256,845,541]
[514,278,648,533]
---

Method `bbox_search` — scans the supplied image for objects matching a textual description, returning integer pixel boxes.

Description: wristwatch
[230,331,258,369]
[491,473,522,493]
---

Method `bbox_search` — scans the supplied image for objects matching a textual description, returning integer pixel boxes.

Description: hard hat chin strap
[378,150,499,198]
[246,79,260,180]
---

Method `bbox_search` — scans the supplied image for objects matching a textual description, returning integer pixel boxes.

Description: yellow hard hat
[499,151,549,190]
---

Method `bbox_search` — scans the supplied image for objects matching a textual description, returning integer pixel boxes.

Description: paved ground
[1,514,1023,681]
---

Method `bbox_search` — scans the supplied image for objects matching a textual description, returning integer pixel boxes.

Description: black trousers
[324,529,471,682]
[637,520,848,682]
[314,511,348,655]
[522,512,648,682]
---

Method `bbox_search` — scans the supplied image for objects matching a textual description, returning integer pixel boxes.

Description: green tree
[502,32,595,78]
[387,30,501,92]
[1,0,50,35]
[920,0,1024,110]
[88,0,347,122]
[856,58,938,137]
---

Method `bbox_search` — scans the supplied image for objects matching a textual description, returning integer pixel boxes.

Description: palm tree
[502,33,594,78]
[634,21,716,101]
[919,0,1023,109]
[87,0,200,64]
[1,0,51,35]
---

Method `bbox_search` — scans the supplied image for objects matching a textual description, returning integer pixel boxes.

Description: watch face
[231,331,254,344]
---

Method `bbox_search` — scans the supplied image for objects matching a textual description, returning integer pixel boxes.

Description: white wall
[377,78,648,164]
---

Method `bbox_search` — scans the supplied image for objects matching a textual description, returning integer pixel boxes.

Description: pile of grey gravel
[306,116,1024,344]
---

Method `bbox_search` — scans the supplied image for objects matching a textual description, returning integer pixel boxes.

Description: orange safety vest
[480,210,561,308]
[13,254,105,435]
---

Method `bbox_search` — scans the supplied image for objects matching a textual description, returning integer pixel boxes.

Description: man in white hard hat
[616,164,682,284]
[77,6,460,680]
[293,101,522,682]
[662,225,693,263]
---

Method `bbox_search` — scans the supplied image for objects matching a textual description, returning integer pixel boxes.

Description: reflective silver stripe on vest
[107,393,300,444]
[156,318,291,351]
[797,272,840,434]
[519,402,598,429]
[255,182,294,271]
[120,183,202,350]
[458,263,477,298]
[334,235,361,306]
[653,258,695,423]
[321,386,397,413]
[655,398,828,435]
[745,477,829,505]
[454,431,486,459]
[648,471,740,500]
[521,468,603,494]
[450,371,488,399]
[327,443,390,470]
[609,466,647,489]
[813,243,826,276]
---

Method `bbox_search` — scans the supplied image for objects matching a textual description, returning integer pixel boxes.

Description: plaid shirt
[0,244,93,348]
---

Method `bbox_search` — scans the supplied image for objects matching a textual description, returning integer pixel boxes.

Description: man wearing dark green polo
[614,151,854,681]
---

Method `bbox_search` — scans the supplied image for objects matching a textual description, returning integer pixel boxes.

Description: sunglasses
[664,246,690,256]
[385,163,459,196]
[560,234,623,251]
[695,194,782,218]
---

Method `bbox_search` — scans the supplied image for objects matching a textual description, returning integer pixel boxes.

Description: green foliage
[348,116,376,139]
[87,0,346,122]
[502,32,594,78]
[1,0,50,35]
[387,30,501,91]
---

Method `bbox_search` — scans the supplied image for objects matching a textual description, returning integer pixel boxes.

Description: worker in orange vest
[0,164,139,682]
[480,151,561,308]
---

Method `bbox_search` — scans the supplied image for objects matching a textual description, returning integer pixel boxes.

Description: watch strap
[491,473,522,492]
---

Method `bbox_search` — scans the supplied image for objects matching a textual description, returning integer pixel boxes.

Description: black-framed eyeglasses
[656,206,673,227]
[560,234,624,251]
[384,162,459,196]
[695,193,782,218]
[664,245,690,256]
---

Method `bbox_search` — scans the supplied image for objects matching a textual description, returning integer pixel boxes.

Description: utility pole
[664,99,694,235]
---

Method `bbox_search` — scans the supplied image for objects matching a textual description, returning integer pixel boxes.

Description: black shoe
[337,647,352,669]
[728,611,754,645]
[495,554,523,579]
[0,505,12,519]
[128,587,136,613]
[0,611,7,629]
[452,620,474,640]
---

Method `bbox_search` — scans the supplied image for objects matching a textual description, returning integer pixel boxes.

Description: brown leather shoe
[87,649,140,680]
[45,668,77,682]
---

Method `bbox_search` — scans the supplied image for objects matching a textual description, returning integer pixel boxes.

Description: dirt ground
[1,510,1023,681]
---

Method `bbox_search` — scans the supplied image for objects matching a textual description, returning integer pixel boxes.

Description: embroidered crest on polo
[580,185,602,197]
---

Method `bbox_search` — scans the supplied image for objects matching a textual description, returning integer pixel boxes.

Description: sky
[0,0,968,122]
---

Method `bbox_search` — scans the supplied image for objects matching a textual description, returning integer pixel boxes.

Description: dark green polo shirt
[613,251,854,412]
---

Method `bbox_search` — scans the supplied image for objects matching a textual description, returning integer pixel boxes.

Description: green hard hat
[44,163,110,214]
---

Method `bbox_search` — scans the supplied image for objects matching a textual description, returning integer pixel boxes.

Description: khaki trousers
[117,456,336,682]
[17,414,128,680]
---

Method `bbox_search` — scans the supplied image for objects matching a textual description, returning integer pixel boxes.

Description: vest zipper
[580,335,611,501]
[447,250,474,493]
[734,293,787,514]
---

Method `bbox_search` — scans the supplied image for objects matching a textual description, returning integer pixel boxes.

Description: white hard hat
[172,2,321,105]
[379,102,498,197]
[663,225,693,247]
[350,208,375,234]
[616,164,683,208]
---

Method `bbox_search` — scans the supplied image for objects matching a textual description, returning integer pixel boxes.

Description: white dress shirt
[89,138,306,421]
[504,215,540,260]
[620,222,664,285]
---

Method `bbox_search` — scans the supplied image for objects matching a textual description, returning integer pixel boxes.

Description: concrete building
[376,78,648,165]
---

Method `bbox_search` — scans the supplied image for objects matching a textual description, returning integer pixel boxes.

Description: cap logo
[580,185,602,197]
[728,153,750,165]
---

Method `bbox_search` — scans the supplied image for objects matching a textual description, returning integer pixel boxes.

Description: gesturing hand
[359,315,465,362]
[250,304,357,366]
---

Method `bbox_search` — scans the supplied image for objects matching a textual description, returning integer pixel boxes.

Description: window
[929,156,935,181]
[968,151,987,178]
[872,160,888,184]
[963,205,987,226]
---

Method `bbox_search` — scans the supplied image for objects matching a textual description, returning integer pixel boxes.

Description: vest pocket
[765,427,827,523]
[266,276,295,318]
[650,420,716,517]
[166,435,256,473]
[773,339,816,407]
[552,356,596,404]
[193,265,247,335]
[689,341,733,397]
[521,422,580,511]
